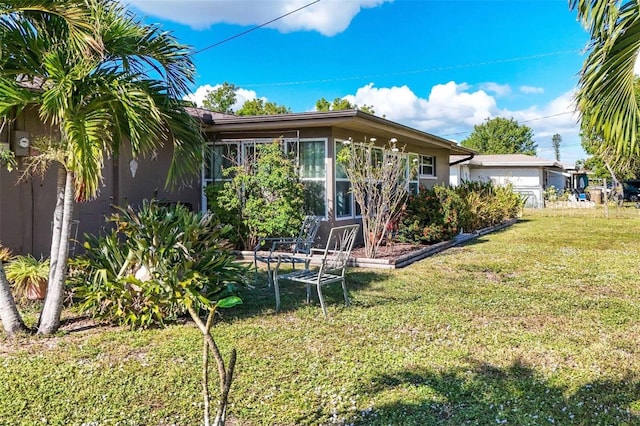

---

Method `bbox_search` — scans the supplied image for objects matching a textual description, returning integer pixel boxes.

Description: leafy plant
[5,255,49,300]
[70,200,248,328]
[70,200,248,425]
[397,186,463,244]
[205,141,305,250]
[397,181,523,244]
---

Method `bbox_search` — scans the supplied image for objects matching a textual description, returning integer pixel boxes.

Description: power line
[441,111,577,137]
[238,49,581,88]
[192,0,321,55]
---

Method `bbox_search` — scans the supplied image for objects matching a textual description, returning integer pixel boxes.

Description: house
[0,107,473,256]
[450,154,575,208]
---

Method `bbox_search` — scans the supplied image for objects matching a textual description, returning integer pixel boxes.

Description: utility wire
[192,0,321,55]
[442,111,577,137]
[238,49,580,88]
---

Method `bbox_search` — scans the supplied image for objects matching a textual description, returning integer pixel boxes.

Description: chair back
[293,215,322,255]
[320,224,360,273]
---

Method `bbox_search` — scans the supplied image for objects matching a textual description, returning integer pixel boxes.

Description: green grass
[3,213,640,425]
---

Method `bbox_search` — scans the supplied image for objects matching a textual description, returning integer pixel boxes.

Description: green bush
[397,182,523,244]
[397,186,464,244]
[205,141,306,250]
[69,200,248,328]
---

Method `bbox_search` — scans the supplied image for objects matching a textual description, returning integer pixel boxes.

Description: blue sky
[126,0,593,164]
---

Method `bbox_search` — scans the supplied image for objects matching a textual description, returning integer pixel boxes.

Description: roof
[189,108,474,155]
[450,153,566,169]
[185,107,235,123]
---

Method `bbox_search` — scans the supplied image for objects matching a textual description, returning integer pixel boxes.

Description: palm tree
[0,0,203,335]
[570,0,640,155]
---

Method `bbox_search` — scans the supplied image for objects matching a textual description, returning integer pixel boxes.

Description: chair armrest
[254,237,296,254]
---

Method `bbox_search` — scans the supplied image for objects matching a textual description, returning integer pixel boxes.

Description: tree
[202,82,238,114]
[336,137,410,258]
[461,117,537,156]
[315,97,375,114]
[0,0,203,335]
[236,98,291,116]
[570,1,640,158]
[552,134,562,161]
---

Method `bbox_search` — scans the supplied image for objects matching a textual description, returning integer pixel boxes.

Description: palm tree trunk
[0,260,27,336]
[38,169,74,335]
[48,166,65,286]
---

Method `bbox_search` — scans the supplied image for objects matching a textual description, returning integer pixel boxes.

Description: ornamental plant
[336,137,412,258]
[397,186,464,244]
[70,200,247,425]
[205,141,305,250]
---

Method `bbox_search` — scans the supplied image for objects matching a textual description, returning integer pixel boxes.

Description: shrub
[397,186,464,244]
[397,182,523,245]
[70,200,248,328]
[205,141,305,250]
[5,255,49,300]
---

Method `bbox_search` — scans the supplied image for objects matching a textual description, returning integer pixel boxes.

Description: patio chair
[253,215,322,287]
[273,224,359,317]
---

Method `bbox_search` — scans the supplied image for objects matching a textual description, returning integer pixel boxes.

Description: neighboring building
[450,154,574,208]
[0,107,473,256]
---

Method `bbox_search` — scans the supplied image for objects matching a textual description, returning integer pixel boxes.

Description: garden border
[237,218,518,270]
[349,218,517,269]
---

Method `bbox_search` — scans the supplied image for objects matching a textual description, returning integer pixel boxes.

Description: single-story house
[1,107,473,256]
[450,154,575,208]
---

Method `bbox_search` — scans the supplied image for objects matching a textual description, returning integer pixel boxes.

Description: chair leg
[306,282,312,304]
[341,278,349,307]
[266,263,273,288]
[317,281,328,317]
[273,275,281,312]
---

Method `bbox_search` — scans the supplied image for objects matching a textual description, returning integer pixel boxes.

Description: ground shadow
[225,269,391,320]
[340,359,640,425]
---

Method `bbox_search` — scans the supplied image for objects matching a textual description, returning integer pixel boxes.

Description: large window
[292,139,327,217]
[335,141,353,219]
[203,138,327,217]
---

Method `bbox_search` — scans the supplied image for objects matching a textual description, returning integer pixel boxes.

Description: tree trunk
[188,306,236,426]
[38,169,74,335]
[48,166,65,286]
[0,260,28,337]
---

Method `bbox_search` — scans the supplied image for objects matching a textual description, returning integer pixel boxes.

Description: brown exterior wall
[0,109,200,256]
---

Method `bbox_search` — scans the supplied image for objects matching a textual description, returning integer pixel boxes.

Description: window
[407,153,420,194]
[292,139,327,217]
[420,155,436,177]
[335,141,354,218]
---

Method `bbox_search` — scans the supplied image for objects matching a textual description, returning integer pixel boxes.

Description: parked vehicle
[622,180,640,202]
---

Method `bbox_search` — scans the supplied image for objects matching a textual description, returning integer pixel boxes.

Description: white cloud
[184,84,258,111]
[520,85,545,94]
[126,0,391,36]
[342,82,584,163]
[479,82,511,97]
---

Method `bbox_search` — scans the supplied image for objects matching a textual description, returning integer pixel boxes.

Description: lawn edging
[349,218,518,269]
[235,218,518,270]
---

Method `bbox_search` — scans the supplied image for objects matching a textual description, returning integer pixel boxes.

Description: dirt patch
[351,243,429,260]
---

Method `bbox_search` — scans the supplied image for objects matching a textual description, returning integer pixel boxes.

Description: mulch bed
[351,242,428,260]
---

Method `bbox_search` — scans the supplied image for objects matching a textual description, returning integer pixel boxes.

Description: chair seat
[278,269,342,286]
[255,253,308,265]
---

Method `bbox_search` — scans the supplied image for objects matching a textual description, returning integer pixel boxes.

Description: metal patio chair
[273,224,359,317]
[253,215,322,287]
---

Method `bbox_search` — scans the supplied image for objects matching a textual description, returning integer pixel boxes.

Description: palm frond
[571,0,640,155]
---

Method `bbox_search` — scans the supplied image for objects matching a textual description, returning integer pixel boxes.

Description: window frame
[419,154,436,178]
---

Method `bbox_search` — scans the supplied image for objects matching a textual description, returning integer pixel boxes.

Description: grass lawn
[3,212,640,425]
